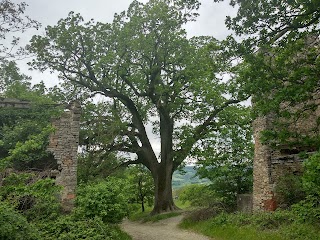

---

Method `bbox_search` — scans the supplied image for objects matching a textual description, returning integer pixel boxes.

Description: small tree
[127,164,154,212]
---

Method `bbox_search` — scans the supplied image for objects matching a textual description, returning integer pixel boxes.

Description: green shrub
[248,211,294,230]
[275,173,305,207]
[280,222,320,240]
[178,184,215,207]
[0,200,39,240]
[36,215,131,240]
[76,178,130,223]
[303,151,320,197]
[291,196,320,223]
[184,207,222,222]
[0,172,61,221]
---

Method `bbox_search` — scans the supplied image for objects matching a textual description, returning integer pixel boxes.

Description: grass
[180,218,284,240]
[114,226,132,240]
[179,210,320,240]
[129,199,190,222]
[129,209,182,222]
[174,199,191,210]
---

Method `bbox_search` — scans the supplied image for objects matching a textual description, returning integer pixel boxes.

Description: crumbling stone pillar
[252,115,276,211]
[47,101,81,212]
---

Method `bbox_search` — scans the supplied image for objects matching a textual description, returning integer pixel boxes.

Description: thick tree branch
[173,98,246,170]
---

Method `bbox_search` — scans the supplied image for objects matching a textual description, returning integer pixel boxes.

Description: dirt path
[121,215,211,240]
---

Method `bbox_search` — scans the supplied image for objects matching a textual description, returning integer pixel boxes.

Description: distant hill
[172,165,209,189]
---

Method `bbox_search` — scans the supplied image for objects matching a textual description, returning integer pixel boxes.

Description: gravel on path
[121,215,211,240]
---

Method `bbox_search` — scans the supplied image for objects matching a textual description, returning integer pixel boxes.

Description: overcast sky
[11,0,236,87]
[10,0,237,157]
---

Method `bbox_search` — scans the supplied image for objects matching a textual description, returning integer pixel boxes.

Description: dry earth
[121,215,211,240]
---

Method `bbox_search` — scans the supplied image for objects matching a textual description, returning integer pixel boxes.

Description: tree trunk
[141,198,145,212]
[151,164,179,215]
[149,110,179,215]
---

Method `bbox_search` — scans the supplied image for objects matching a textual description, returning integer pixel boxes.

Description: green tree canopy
[29,0,250,214]
[0,72,62,171]
[215,1,320,145]
[217,0,320,45]
[0,0,40,60]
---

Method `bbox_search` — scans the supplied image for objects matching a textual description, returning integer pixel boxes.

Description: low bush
[291,196,320,223]
[36,215,131,240]
[274,173,305,207]
[183,207,221,222]
[279,222,320,240]
[0,172,61,221]
[303,151,320,197]
[0,200,39,240]
[178,184,215,207]
[76,178,130,223]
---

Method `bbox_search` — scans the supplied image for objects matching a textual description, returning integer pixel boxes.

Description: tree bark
[149,108,179,215]
[141,199,145,212]
[150,163,179,215]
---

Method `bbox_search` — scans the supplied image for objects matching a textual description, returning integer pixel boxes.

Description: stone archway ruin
[0,98,81,211]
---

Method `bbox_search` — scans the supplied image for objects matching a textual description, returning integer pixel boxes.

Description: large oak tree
[28,0,249,214]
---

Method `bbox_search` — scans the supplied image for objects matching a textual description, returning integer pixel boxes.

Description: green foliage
[217,0,320,45]
[274,173,306,207]
[76,178,130,223]
[181,210,320,240]
[291,196,320,223]
[0,80,62,171]
[303,151,320,197]
[172,166,208,189]
[3,124,56,170]
[0,0,40,60]
[36,215,131,240]
[77,152,122,183]
[0,172,61,221]
[180,150,320,240]
[126,164,154,212]
[143,211,182,223]
[183,207,222,222]
[129,208,181,223]
[180,213,284,240]
[178,184,214,207]
[282,151,320,224]
[29,0,250,212]
[0,200,39,240]
[222,2,320,153]
[77,102,127,183]
[214,1,320,150]
[0,60,31,93]
[195,107,253,209]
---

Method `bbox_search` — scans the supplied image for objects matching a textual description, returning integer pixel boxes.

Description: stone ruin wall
[47,101,81,212]
[0,98,81,212]
[253,35,320,211]
[253,95,320,211]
